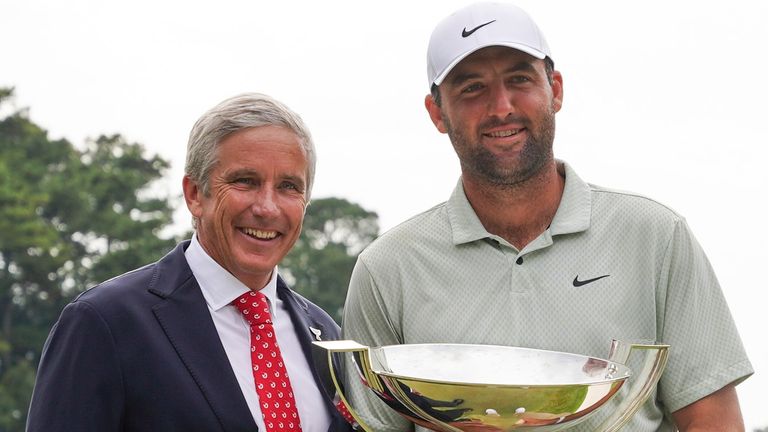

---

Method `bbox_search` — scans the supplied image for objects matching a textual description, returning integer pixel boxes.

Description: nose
[250,187,281,218]
[487,81,515,119]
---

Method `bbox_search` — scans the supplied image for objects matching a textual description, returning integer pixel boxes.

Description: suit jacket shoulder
[27,241,256,432]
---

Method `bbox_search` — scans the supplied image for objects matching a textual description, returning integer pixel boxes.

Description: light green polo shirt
[342,162,752,431]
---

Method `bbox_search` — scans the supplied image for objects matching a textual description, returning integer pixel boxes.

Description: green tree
[0,88,179,431]
[281,197,379,323]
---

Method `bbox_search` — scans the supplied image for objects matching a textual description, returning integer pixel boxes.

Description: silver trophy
[314,340,668,431]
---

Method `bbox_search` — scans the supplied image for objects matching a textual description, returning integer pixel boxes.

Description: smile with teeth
[485,128,523,138]
[241,227,278,240]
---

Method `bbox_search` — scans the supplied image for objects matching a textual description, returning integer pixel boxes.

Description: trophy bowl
[314,340,668,432]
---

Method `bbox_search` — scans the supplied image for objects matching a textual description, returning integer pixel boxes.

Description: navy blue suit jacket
[27,241,353,432]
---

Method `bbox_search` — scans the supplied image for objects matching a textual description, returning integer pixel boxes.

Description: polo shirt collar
[447,179,490,245]
[549,161,592,236]
[447,161,592,246]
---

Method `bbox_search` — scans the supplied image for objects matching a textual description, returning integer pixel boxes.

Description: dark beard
[445,109,556,188]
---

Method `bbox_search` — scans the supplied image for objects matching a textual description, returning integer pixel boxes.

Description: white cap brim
[432,42,547,86]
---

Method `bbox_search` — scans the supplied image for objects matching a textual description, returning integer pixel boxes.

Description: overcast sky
[2,0,767,427]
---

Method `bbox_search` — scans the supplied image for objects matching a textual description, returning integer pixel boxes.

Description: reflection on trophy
[314,340,668,431]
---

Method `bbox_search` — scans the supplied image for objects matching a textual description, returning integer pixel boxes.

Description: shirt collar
[185,234,280,316]
[549,161,592,236]
[446,160,592,246]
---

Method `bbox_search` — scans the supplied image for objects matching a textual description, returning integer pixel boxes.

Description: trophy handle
[596,340,670,432]
[313,340,376,431]
[314,341,465,432]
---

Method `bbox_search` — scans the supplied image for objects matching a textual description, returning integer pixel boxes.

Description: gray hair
[185,92,317,201]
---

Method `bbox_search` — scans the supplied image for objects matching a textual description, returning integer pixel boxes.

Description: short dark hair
[430,56,555,108]
[543,56,555,83]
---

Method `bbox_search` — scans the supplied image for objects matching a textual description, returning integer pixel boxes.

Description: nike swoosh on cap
[462,20,496,38]
[572,274,610,287]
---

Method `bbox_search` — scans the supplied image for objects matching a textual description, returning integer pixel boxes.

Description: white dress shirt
[185,235,332,431]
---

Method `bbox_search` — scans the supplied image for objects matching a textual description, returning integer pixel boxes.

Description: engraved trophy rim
[369,342,632,388]
[313,339,669,432]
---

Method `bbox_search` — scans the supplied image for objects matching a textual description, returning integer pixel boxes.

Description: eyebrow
[448,60,538,87]
[224,168,260,180]
[225,168,306,188]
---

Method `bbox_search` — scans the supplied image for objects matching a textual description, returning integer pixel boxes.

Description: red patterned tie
[233,291,302,431]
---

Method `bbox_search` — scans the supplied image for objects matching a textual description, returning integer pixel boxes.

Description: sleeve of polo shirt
[342,256,413,432]
[656,218,753,413]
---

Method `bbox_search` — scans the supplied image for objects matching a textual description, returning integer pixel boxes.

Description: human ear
[425,94,448,134]
[182,176,204,218]
[551,71,564,113]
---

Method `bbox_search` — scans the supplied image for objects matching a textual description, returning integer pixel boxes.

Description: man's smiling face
[183,125,308,289]
[427,46,563,186]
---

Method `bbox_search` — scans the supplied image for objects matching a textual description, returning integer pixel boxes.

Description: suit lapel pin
[309,326,322,341]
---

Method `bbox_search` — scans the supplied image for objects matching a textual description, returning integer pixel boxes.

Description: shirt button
[516,257,524,265]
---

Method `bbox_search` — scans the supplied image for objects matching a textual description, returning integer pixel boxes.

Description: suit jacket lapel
[277,276,326,368]
[276,277,338,400]
[277,278,353,431]
[149,242,256,432]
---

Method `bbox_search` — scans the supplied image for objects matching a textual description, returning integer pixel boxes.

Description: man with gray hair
[27,93,354,432]
[342,2,752,431]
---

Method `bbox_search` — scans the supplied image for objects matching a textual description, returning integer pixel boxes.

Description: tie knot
[232,291,272,326]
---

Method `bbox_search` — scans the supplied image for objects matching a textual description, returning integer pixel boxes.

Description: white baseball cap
[427,2,552,88]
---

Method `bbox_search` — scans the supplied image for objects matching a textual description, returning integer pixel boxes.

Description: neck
[462,160,565,249]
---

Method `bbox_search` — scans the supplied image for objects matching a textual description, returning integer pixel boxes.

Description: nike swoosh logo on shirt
[572,274,610,287]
